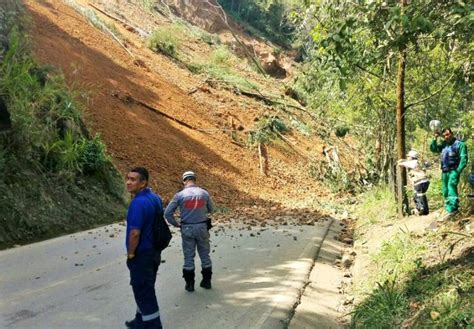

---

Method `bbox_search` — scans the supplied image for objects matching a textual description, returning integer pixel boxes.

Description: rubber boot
[125,313,142,328]
[183,269,195,292]
[200,267,212,289]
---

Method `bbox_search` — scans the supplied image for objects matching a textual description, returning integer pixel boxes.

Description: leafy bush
[335,125,350,137]
[1,27,110,177]
[211,46,233,66]
[217,0,296,48]
[248,116,288,145]
[198,31,221,45]
[78,135,108,174]
[147,27,179,58]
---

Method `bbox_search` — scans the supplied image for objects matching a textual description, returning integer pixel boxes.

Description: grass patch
[352,279,408,328]
[351,210,473,328]
[372,233,426,283]
[147,26,181,58]
[355,184,397,227]
[188,46,260,91]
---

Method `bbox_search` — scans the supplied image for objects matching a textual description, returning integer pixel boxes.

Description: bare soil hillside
[24,0,360,223]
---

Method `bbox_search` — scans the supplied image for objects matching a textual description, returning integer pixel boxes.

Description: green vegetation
[351,188,473,328]
[355,185,397,227]
[247,116,288,145]
[217,0,296,48]
[189,45,260,91]
[291,0,473,190]
[137,0,156,13]
[0,19,125,247]
[147,26,181,58]
[352,230,473,328]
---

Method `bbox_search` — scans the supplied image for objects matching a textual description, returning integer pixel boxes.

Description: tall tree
[296,0,472,214]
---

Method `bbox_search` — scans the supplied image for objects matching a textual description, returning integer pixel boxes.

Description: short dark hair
[442,128,453,134]
[129,167,149,182]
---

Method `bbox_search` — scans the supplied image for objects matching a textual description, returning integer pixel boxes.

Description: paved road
[0,219,333,329]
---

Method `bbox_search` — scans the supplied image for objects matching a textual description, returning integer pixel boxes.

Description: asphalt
[0,218,339,329]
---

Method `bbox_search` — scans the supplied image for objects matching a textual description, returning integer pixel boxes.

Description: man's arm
[126,200,145,258]
[164,195,180,227]
[397,159,417,170]
[457,142,468,174]
[430,138,444,154]
[127,229,140,258]
[207,196,214,213]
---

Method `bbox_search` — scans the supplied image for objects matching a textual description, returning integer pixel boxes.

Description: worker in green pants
[430,128,468,218]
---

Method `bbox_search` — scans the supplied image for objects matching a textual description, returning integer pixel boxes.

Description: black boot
[125,312,142,328]
[142,316,163,329]
[200,267,212,289]
[183,269,195,292]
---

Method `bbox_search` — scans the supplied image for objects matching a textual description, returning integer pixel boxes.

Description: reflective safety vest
[441,139,461,172]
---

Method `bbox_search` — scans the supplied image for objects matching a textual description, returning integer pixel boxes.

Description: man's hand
[434,131,440,138]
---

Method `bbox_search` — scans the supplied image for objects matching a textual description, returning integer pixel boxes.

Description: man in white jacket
[398,150,430,215]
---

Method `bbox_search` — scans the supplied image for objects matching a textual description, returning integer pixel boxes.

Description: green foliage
[334,125,349,138]
[291,0,472,185]
[352,213,473,328]
[137,0,156,13]
[198,31,221,46]
[351,279,408,329]
[355,185,397,227]
[0,27,109,177]
[248,116,288,145]
[0,18,126,247]
[189,46,260,91]
[373,234,425,282]
[211,46,233,66]
[147,27,179,58]
[217,0,296,48]
[78,135,109,174]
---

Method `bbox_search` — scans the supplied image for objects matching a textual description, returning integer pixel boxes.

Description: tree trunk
[396,0,409,216]
[258,142,268,176]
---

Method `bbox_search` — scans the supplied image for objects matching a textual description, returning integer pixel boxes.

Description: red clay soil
[24,0,329,220]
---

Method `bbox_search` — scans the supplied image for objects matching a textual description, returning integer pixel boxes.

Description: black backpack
[154,208,172,251]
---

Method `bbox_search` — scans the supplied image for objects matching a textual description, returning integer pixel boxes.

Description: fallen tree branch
[112,91,198,130]
[88,3,149,37]
[101,21,135,58]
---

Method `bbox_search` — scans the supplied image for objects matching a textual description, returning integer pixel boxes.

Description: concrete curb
[252,218,335,329]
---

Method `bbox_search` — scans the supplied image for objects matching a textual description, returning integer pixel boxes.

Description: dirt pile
[23,0,361,221]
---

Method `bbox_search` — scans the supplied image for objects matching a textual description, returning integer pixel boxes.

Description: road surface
[0,219,335,328]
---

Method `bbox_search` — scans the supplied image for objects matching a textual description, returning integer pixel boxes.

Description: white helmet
[407,150,418,159]
[182,171,196,181]
[429,120,441,132]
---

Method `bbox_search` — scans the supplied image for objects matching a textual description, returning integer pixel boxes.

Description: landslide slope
[24,0,360,215]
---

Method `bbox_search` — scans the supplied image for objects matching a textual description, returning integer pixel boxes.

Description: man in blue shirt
[125,167,163,329]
